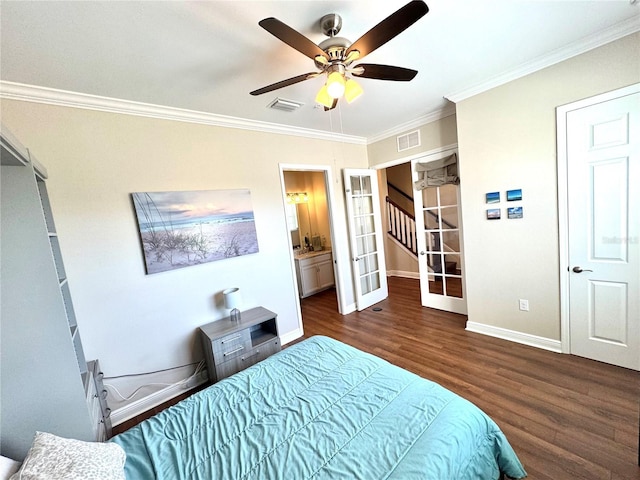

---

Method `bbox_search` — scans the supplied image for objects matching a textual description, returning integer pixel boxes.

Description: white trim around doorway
[556,82,640,355]
[279,164,353,340]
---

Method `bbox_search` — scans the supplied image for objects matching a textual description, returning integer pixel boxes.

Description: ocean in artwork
[132,189,259,274]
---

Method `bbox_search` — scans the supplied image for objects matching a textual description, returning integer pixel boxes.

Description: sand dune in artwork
[141,220,259,274]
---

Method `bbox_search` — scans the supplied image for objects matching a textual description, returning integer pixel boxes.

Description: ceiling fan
[250,0,429,111]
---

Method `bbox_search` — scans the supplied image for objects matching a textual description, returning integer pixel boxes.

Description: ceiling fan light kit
[344,78,364,103]
[315,85,333,108]
[250,0,429,111]
[326,69,346,98]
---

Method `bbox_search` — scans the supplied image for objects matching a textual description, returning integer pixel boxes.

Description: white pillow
[10,432,125,480]
[0,456,21,480]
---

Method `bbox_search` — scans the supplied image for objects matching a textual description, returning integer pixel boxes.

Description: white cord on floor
[104,360,206,401]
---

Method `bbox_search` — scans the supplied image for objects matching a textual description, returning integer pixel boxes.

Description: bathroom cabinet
[295,251,335,298]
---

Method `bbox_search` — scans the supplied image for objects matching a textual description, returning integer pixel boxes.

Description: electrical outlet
[519,299,529,311]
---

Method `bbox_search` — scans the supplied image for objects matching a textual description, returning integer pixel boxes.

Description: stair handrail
[387,182,457,230]
[386,196,414,220]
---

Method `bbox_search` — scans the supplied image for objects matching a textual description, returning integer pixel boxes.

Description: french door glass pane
[422,188,438,208]
[424,209,439,229]
[357,233,377,256]
[360,272,380,293]
[353,196,373,215]
[440,206,458,229]
[351,175,372,195]
[444,254,460,275]
[358,253,379,275]
[442,230,460,252]
[360,275,370,295]
[427,253,441,270]
[359,256,370,275]
[360,273,381,295]
[439,184,458,207]
[355,215,375,235]
[426,232,441,252]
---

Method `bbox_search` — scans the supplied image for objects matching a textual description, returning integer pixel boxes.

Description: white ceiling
[1,1,639,141]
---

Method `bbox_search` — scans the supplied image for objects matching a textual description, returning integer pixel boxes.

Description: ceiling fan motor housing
[319,13,342,37]
[316,13,352,68]
[316,39,350,67]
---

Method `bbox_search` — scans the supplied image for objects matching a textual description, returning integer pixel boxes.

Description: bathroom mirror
[285,200,312,249]
[296,202,312,248]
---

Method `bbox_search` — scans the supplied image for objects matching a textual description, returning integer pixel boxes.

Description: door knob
[419,251,426,255]
[572,266,593,273]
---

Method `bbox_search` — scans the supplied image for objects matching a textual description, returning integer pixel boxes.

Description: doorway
[557,83,639,370]
[280,164,347,336]
[378,146,467,315]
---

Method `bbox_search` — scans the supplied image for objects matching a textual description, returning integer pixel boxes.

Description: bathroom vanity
[294,250,335,298]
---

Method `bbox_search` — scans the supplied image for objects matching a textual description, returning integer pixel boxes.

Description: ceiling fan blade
[324,98,339,111]
[352,64,418,81]
[345,1,428,60]
[250,72,319,96]
[259,18,329,61]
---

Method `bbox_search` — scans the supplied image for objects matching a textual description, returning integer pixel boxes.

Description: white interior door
[562,85,639,370]
[412,152,467,315]
[344,169,388,311]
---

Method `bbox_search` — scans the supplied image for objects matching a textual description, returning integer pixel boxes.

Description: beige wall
[457,32,640,340]
[0,100,367,409]
[367,113,458,167]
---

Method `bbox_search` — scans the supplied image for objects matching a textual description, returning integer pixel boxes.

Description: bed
[112,336,527,479]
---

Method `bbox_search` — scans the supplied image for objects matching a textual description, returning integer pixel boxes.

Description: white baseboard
[466,321,562,353]
[110,370,209,427]
[387,270,420,279]
[280,328,303,345]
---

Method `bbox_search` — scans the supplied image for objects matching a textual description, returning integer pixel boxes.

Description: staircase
[385,183,458,275]
[386,196,417,256]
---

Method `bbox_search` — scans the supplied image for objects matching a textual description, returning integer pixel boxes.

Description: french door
[412,152,467,314]
[344,169,388,311]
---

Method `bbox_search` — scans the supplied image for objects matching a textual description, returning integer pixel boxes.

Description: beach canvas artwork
[132,189,259,274]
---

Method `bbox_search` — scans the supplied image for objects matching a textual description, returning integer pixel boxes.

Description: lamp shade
[315,85,333,108]
[326,71,346,99]
[344,78,363,103]
[223,288,241,310]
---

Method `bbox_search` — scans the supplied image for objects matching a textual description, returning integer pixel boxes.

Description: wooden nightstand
[199,307,281,383]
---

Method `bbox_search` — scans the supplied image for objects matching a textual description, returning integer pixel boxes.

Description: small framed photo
[487,208,501,220]
[508,206,523,219]
[486,192,500,204]
[506,189,522,202]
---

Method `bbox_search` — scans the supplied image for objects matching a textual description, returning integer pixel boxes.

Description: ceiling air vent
[397,130,421,152]
[268,98,304,112]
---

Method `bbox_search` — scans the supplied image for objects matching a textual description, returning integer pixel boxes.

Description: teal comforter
[112,336,526,479]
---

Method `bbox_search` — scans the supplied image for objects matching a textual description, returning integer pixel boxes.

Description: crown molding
[445,15,640,103]
[366,104,457,145]
[0,81,367,145]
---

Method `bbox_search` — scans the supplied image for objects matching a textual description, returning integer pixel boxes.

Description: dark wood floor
[300,278,639,480]
[114,276,639,479]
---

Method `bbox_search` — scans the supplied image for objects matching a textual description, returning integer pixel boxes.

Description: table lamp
[223,287,242,321]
